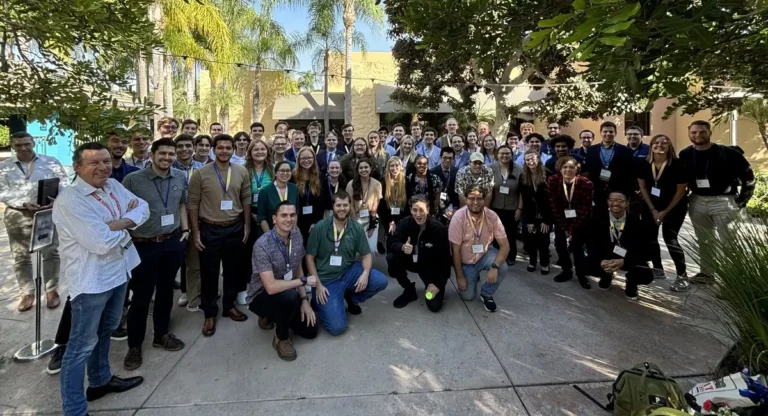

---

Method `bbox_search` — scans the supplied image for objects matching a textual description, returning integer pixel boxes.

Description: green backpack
[607,362,689,416]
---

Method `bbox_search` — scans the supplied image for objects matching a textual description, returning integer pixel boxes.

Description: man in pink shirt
[448,186,510,312]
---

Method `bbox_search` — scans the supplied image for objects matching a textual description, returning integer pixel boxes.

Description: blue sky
[270,4,393,73]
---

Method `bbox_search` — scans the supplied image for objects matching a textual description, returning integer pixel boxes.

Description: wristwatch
[490,263,499,270]
[300,275,308,284]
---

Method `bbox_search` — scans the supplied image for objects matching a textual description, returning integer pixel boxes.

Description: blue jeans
[459,247,508,300]
[312,261,388,336]
[60,282,128,416]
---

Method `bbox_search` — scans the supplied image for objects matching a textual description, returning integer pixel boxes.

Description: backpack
[608,362,688,416]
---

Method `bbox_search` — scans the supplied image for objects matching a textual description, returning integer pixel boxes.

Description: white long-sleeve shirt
[0,153,70,209]
[52,177,149,299]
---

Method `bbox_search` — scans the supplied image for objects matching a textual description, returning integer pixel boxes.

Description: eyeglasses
[277,169,292,174]
[299,157,314,161]
[467,197,484,202]
[608,199,627,204]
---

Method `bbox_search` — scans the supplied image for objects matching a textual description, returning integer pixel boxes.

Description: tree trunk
[220,81,230,132]
[343,0,355,123]
[150,0,164,137]
[164,55,174,119]
[136,53,148,103]
[185,62,195,118]
[323,49,330,135]
[761,126,768,153]
[252,70,261,123]
[493,91,510,139]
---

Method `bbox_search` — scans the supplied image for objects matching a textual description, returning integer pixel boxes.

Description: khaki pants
[688,194,741,276]
[185,237,201,308]
[3,206,60,295]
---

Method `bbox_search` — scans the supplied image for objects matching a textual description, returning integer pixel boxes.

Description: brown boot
[258,316,275,330]
[223,307,248,322]
[18,294,34,312]
[202,318,216,337]
[272,335,297,361]
[46,291,61,309]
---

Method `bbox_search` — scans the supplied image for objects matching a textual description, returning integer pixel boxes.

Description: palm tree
[739,98,768,152]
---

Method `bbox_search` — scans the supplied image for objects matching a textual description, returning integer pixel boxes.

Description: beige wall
[329,52,395,134]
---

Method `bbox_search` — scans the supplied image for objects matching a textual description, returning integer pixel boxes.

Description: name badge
[471,244,485,254]
[252,194,258,204]
[412,254,418,263]
[696,179,711,188]
[359,209,370,218]
[329,255,342,266]
[599,169,612,181]
[283,269,294,280]
[161,214,174,226]
[499,186,510,194]
[651,187,661,197]
[613,246,627,257]
[440,192,448,200]
[564,209,577,219]
[391,207,401,215]
[303,206,313,215]
[220,200,233,210]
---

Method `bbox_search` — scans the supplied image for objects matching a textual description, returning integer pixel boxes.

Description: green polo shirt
[306,216,370,283]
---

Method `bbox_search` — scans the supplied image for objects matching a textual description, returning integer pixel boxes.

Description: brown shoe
[202,318,216,337]
[46,291,60,309]
[124,347,142,370]
[18,295,34,312]
[258,316,275,330]
[152,333,185,351]
[223,307,248,322]
[272,335,297,361]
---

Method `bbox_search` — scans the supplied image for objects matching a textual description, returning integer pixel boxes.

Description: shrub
[0,125,9,148]
[747,171,768,219]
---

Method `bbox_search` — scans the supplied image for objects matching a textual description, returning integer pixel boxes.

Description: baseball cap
[469,152,484,163]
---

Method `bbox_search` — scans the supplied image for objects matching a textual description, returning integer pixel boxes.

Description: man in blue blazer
[584,121,635,211]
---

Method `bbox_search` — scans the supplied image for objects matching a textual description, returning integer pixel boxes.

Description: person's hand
[316,281,329,305]
[366,228,374,238]
[527,224,535,233]
[242,224,250,243]
[306,275,317,287]
[300,300,316,327]
[540,223,550,233]
[180,231,189,242]
[613,259,625,271]
[426,283,439,297]
[567,232,572,244]
[656,209,667,224]
[389,221,396,234]
[487,267,498,284]
[600,260,612,271]
[193,231,205,251]
[514,208,522,221]
[127,199,139,212]
[309,223,315,233]
[456,275,467,291]
[355,271,369,293]
[445,209,454,218]
[22,202,41,211]
[402,237,413,255]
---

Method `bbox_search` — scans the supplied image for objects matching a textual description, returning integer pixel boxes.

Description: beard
[333,210,349,221]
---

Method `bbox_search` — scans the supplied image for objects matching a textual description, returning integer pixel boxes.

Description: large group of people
[0,115,756,416]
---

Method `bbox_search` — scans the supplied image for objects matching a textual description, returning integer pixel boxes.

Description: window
[624,112,651,136]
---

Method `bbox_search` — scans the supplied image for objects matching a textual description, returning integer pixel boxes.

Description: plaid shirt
[546,174,593,235]
[455,165,494,198]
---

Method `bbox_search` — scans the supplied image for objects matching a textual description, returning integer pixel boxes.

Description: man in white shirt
[0,131,69,311]
[53,142,149,416]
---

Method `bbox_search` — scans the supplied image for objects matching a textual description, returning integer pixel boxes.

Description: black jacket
[430,165,460,209]
[588,211,649,268]
[387,216,451,279]
[584,143,635,203]
[520,181,553,225]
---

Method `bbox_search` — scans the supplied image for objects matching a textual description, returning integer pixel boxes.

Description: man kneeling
[387,195,451,312]
[248,201,318,360]
[305,191,388,335]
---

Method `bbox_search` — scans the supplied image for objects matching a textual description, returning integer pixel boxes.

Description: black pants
[199,221,244,319]
[127,238,185,348]
[239,227,259,293]
[525,222,550,267]
[492,208,518,261]
[554,226,586,275]
[585,256,654,296]
[646,208,687,276]
[386,251,448,312]
[249,290,318,340]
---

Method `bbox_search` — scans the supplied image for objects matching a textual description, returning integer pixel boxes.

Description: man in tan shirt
[188,134,251,337]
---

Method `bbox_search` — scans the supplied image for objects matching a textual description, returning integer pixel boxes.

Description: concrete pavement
[0,206,726,415]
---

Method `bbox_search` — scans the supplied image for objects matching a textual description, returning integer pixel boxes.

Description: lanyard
[692,150,709,178]
[15,159,36,180]
[425,145,435,160]
[344,143,352,154]
[609,220,625,244]
[390,180,399,208]
[651,160,667,184]
[599,145,614,168]
[501,167,509,184]
[333,220,347,251]
[327,178,339,195]
[253,168,266,189]
[305,183,311,206]
[152,176,172,213]
[213,163,231,196]
[91,191,122,220]
[563,180,575,208]
[270,229,292,269]
[360,180,372,208]
[468,212,485,242]
[275,182,288,201]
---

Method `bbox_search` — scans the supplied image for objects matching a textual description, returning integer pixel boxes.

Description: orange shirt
[448,206,507,264]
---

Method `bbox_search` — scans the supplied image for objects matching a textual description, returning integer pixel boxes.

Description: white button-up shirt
[52,177,149,299]
[0,153,70,209]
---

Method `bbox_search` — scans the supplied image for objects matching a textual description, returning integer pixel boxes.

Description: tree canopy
[0,0,160,140]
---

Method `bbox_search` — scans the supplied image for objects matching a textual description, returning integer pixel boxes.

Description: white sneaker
[237,291,248,305]
[186,304,201,313]
[177,293,188,307]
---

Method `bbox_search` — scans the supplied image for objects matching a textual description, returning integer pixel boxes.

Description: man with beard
[107,131,140,183]
[386,123,406,155]
[544,122,561,155]
[436,117,459,148]
[250,122,265,141]
[121,138,188,370]
[455,152,494,207]
[450,134,470,170]
[449,186,510,312]
[571,130,594,159]
[477,122,490,139]
[127,129,152,168]
[338,124,355,154]
[305,191,388,336]
[181,119,198,136]
[416,127,441,169]
[544,134,582,177]
[188,134,252,337]
[307,121,325,154]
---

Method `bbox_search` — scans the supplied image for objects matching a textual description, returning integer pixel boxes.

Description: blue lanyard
[253,169,265,188]
[152,176,172,213]
[599,146,614,168]
[692,150,710,178]
[213,163,229,194]
[270,229,292,268]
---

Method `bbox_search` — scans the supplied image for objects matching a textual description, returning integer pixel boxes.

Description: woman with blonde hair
[379,157,408,252]
[520,149,553,274]
[368,130,389,179]
[395,135,418,174]
[294,147,324,242]
[481,134,498,165]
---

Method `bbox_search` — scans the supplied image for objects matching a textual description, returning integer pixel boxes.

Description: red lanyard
[91,192,122,220]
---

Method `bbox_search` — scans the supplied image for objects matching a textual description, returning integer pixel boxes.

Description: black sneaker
[526,264,536,272]
[345,292,362,315]
[505,259,516,266]
[46,344,66,375]
[577,275,592,290]
[111,326,128,341]
[553,270,573,283]
[598,277,612,291]
[540,266,550,275]
[393,283,417,309]
[377,242,386,255]
[480,295,497,312]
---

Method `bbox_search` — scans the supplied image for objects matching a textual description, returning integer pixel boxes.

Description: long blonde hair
[368,131,386,157]
[294,147,321,197]
[385,157,407,208]
[645,134,678,164]
[244,139,275,180]
[521,149,546,187]
[397,135,417,165]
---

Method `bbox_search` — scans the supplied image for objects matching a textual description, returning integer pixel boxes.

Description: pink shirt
[448,206,507,264]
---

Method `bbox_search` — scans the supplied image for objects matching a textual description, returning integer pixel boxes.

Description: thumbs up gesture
[402,237,413,255]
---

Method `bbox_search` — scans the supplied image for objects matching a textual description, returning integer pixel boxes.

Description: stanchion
[14,210,56,362]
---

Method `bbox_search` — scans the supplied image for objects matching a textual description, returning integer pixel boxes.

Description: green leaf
[627,67,640,91]
[572,0,586,11]
[602,20,634,34]
[605,3,640,25]
[690,25,714,48]
[598,36,627,46]
[538,13,574,28]
[529,28,553,41]
[525,30,552,50]
[562,27,593,44]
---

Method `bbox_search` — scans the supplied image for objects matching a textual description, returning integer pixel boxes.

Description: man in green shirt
[305,190,388,336]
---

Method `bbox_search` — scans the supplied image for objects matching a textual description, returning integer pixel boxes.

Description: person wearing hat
[455,152,495,207]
